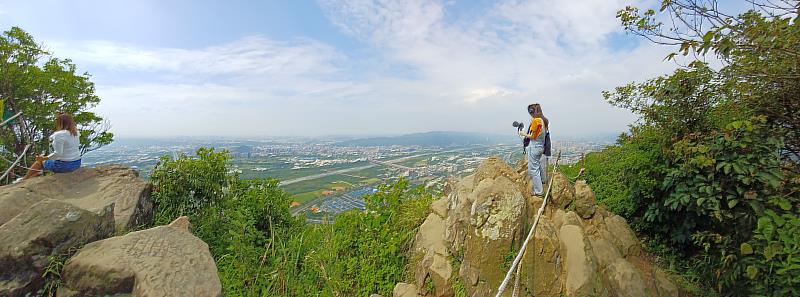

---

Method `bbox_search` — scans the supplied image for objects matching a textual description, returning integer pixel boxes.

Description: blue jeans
[527,146,545,195]
[43,159,81,173]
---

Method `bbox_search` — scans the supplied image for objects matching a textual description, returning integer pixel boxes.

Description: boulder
[413,212,453,297]
[444,176,476,252]
[473,157,525,187]
[460,175,526,297]
[59,216,221,297]
[0,165,152,232]
[397,157,682,297]
[603,215,642,257]
[430,198,448,218]
[0,199,114,296]
[414,213,448,256]
[520,219,562,297]
[588,237,621,270]
[605,258,646,297]
[549,172,575,209]
[573,180,596,219]
[415,250,453,297]
[558,225,599,296]
[562,211,583,228]
[394,283,419,297]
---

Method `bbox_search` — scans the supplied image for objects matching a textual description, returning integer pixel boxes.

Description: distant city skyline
[0,0,751,138]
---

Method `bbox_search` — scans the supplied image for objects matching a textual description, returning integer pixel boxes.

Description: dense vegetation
[148,148,432,296]
[563,1,799,295]
[0,26,113,182]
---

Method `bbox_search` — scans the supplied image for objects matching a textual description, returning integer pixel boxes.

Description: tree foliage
[0,26,112,178]
[571,1,800,295]
[617,0,800,161]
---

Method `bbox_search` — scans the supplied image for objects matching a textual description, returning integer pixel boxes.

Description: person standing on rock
[519,103,549,195]
[23,112,82,179]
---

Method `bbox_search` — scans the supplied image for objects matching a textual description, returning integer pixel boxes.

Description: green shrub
[322,178,432,296]
[561,127,665,220]
[745,208,800,296]
[149,147,231,224]
[149,149,433,296]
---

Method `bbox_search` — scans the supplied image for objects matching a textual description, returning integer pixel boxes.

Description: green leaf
[746,265,758,279]
[764,243,783,261]
[757,217,774,239]
[727,199,739,208]
[740,243,754,255]
[777,199,792,211]
[702,30,714,43]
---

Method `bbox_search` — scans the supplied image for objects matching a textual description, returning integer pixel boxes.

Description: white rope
[0,111,22,127]
[496,151,560,297]
[0,144,31,181]
[0,153,41,171]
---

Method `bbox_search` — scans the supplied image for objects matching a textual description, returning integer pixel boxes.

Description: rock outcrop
[58,216,222,297]
[1,165,221,296]
[0,165,152,233]
[396,157,681,297]
[0,199,115,295]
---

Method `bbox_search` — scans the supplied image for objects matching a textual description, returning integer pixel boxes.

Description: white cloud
[314,0,674,137]
[464,87,514,104]
[46,0,682,138]
[51,36,343,78]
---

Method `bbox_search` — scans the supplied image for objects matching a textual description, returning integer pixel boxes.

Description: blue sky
[0,0,740,138]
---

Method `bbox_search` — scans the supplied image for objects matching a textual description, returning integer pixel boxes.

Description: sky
[0,0,750,138]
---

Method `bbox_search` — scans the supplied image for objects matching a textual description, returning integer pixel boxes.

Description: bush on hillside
[571,2,800,294]
[149,148,432,296]
[322,178,433,296]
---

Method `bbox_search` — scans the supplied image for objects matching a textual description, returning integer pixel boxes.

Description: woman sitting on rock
[24,112,82,179]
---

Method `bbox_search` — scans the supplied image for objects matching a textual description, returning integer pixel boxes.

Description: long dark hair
[55,112,78,136]
[528,104,549,129]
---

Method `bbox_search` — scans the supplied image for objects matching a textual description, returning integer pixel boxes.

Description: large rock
[573,180,596,219]
[603,215,642,257]
[0,199,114,296]
[549,172,575,209]
[519,219,562,297]
[415,251,453,297]
[558,225,600,296]
[399,157,682,297]
[604,259,646,297]
[394,283,419,297]
[0,165,152,232]
[460,174,526,296]
[430,198,448,218]
[413,213,453,297]
[415,213,448,256]
[58,216,222,297]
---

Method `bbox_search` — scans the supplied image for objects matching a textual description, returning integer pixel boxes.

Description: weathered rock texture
[399,157,682,297]
[0,199,115,295]
[58,216,222,297]
[0,165,152,232]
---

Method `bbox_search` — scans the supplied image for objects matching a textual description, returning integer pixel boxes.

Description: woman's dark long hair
[528,103,549,129]
[55,113,78,136]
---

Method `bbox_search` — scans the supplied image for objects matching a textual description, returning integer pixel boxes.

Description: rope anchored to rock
[0,144,31,182]
[496,150,561,297]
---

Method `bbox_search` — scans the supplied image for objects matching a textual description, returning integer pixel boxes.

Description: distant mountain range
[336,131,517,147]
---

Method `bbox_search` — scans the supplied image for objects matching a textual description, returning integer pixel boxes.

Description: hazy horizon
[0,0,750,138]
